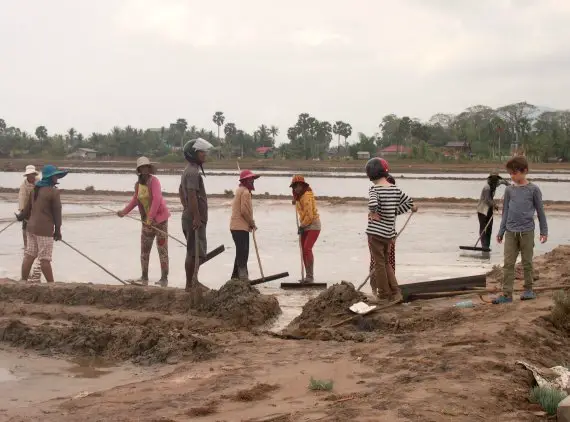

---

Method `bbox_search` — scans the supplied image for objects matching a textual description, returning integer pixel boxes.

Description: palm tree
[269,125,279,145]
[333,121,344,152]
[224,123,237,155]
[35,126,48,143]
[341,123,352,150]
[0,118,6,133]
[212,111,225,145]
[257,124,270,146]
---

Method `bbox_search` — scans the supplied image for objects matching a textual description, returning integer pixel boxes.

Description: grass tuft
[550,290,570,332]
[529,386,567,415]
[308,377,334,391]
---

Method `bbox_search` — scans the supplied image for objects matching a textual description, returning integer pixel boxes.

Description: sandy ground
[1,246,570,421]
[3,157,570,174]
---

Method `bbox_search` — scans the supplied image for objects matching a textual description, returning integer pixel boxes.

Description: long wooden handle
[0,220,17,236]
[252,230,265,280]
[60,240,127,285]
[357,212,415,292]
[99,206,186,248]
[295,211,305,281]
[193,231,200,281]
[474,215,494,248]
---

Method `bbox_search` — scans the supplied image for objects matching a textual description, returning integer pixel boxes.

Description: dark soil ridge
[0,279,280,365]
[0,316,218,365]
[0,279,281,329]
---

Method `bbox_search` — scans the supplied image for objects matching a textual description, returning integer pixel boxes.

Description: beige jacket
[18,179,36,211]
[230,186,255,231]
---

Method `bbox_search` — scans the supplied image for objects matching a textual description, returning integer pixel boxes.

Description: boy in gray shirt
[494,156,548,304]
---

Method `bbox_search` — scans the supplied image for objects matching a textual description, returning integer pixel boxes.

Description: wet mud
[0,279,280,365]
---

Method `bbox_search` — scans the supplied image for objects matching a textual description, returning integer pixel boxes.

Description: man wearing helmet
[179,138,213,292]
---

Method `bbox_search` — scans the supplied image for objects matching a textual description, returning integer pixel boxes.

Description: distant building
[379,144,412,156]
[66,148,97,159]
[256,146,273,158]
[444,141,471,154]
[356,151,371,160]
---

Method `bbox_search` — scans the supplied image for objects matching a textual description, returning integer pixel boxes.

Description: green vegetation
[550,290,570,332]
[1,102,569,162]
[308,377,334,391]
[529,386,567,415]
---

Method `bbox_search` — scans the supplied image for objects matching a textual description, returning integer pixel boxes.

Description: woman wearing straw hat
[229,170,260,281]
[118,157,171,287]
[18,165,39,247]
[290,175,321,283]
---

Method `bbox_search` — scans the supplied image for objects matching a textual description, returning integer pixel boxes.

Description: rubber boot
[304,261,314,283]
[238,267,249,282]
[156,271,168,287]
[139,270,149,286]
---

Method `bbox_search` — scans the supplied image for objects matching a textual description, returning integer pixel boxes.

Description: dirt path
[2,248,570,421]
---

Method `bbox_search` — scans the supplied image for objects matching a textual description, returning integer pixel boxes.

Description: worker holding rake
[291,175,321,283]
[229,170,260,281]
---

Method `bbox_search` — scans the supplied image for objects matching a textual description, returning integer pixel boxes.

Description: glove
[15,212,24,222]
[298,227,305,235]
[53,230,62,241]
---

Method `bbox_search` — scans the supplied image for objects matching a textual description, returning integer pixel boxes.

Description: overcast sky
[1,0,569,142]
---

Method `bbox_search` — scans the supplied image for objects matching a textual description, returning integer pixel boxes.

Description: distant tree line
[1,102,569,162]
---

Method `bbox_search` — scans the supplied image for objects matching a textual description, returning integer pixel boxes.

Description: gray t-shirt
[180,163,208,224]
[498,183,547,237]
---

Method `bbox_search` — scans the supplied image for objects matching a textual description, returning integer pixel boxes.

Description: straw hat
[289,174,308,187]
[136,156,156,173]
[23,165,38,176]
[239,170,260,181]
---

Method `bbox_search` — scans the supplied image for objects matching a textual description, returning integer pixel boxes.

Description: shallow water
[1,171,569,200]
[1,200,569,328]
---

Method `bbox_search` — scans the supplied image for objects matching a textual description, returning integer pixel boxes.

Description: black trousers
[231,230,249,278]
[478,210,493,249]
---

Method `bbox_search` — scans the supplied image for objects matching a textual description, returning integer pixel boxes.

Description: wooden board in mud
[280,282,327,289]
[401,274,486,297]
[250,272,289,286]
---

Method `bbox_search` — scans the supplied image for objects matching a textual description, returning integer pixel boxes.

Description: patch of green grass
[550,290,570,332]
[529,386,567,415]
[308,377,334,391]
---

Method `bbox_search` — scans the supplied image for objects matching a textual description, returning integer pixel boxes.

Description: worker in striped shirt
[365,158,417,304]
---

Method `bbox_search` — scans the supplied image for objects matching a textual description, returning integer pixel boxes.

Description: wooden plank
[203,245,225,264]
[250,272,289,286]
[280,282,327,289]
[400,274,486,296]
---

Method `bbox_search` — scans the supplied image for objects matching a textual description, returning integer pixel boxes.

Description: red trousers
[301,230,320,265]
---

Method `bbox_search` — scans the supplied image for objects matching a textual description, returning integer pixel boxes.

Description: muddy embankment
[10,246,570,422]
[0,279,280,365]
[283,246,570,342]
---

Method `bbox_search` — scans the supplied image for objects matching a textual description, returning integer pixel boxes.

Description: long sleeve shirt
[18,179,36,211]
[498,183,548,237]
[230,186,255,231]
[366,184,413,239]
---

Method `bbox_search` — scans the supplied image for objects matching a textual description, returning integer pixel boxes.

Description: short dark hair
[506,156,528,173]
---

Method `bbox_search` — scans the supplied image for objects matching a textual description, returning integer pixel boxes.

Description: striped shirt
[366,184,414,239]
